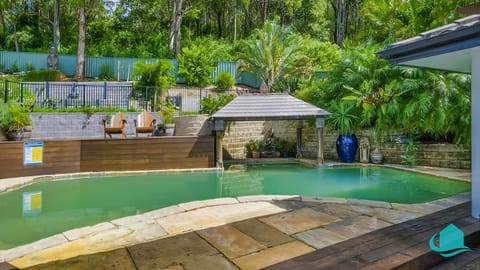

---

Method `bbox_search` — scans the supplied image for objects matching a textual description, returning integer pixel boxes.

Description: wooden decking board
[429,248,480,270]
[285,205,470,268]
[264,203,479,270]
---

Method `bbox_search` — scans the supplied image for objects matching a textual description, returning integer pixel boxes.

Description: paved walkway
[3,192,469,270]
[0,165,472,270]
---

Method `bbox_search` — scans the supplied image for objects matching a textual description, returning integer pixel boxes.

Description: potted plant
[245,139,262,158]
[329,102,359,163]
[0,103,32,141]
[160,100,176,136]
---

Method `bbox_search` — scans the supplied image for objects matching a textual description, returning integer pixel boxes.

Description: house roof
[377,14,480,73]
[211,94,330,121]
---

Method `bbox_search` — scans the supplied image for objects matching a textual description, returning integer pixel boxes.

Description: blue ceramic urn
[336,134,358,163]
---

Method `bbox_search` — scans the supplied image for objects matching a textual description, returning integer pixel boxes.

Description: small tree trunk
[169,0,184,57]
[75,6,86,80]
[53,0,60,52]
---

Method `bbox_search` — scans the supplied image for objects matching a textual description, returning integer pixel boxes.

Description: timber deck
[264,202,480,270]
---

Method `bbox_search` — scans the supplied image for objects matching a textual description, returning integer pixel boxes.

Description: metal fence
[1,80,248,112]
[0,51,260,88]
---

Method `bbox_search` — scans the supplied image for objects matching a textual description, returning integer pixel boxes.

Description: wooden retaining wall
[0,136,215,179]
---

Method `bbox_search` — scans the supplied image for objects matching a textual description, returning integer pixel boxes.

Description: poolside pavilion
[210,94,331,167]
[377,13,480,219]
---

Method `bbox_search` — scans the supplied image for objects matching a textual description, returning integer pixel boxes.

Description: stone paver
[156,202,286,235]
[127,233,217,270]
[323,215,392,238]
[348,206,419,223]
[312,203,363,219]
[179,198,239,211]
[182,254,239,270]
[10,227,133,268]
[294,228,348,249]
[233,219,294,247]
[232,241,315,270]
[22,249,136,270]
[63,222,115,241]
[391,202,445,215]
[259,207,340,235]
[197,225,265,259]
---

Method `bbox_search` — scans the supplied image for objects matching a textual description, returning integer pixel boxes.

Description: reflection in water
[218,166,264,197]
[22,191,42,216]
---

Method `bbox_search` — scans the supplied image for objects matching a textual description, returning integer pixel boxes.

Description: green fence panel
[0,51,260,88]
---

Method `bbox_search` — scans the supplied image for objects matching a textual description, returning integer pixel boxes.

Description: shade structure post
[214,120,225,168]
[472,52,480,219]
[296,120,303,158]
[316,118,325,163]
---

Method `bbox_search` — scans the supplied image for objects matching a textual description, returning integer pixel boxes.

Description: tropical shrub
[237,20,311,92]
[24,70,63,81]
[178,44,216,87]
[133,60,176,109]
[215,72,235,90]
[200,93,235,115]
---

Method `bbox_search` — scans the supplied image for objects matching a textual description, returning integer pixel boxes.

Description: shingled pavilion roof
[211,94,330,121]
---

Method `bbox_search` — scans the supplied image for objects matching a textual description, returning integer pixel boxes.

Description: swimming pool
[0,164,470,249]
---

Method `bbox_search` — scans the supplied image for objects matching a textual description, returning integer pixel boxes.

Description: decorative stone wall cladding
[174,115,213,136]
[30,112,162,139]
[222,120,471,169]
[26,114,471,169]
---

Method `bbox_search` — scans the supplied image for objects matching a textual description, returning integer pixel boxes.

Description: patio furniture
[134,111,156,137]
[103,112,127,139]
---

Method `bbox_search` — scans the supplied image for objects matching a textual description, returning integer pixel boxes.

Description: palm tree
[237,20,311,92]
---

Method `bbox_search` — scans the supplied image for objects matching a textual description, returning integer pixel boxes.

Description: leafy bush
[215,71,235,90]
[178,44,216,87]
[24,70,63,81]
[133,60,176,89]
[133,60,176,108]
[200,93,235,115]
[0,102,12,131]
[99,64,114,81]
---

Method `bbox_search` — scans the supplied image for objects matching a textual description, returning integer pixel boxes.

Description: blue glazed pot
[336,134,358,163]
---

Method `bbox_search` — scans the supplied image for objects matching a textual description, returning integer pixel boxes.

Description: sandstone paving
[160,265,185,270]
[197,225,265,259]
[232,219,294,248]
[10,227,133,268]
[323,215,392,238]
[391,202,445,215]
[293,228,348,249]
[311,203,364,219]
[182,254,239,270]
[232,240,315,270]
[22,249,136,270]
[4,191,471,270]
[259,207,341,235]
[156,202,286,235]
[127,232,218,270]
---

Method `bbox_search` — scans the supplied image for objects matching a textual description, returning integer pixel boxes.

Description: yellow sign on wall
[24,141,43,165]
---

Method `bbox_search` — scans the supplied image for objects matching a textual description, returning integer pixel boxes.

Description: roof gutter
[377,20,480,62]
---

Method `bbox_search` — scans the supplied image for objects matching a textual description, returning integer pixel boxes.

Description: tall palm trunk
[169,0,184,57]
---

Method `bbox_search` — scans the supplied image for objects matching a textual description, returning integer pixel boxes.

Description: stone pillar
[316,118,325,163]
[472,52,480,218]
[214,120,225,168]
[296,120,303,158]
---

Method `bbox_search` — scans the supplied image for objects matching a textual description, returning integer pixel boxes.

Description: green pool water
[0,164,470,249]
